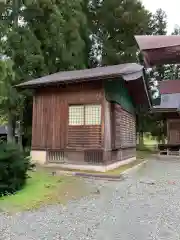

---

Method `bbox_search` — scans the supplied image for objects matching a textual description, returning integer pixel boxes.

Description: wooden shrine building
[17,63,150,171]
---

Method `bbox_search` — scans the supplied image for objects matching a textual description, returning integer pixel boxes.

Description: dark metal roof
[135,35,180,67]
[159,80,180,94]
[16,63,143,88]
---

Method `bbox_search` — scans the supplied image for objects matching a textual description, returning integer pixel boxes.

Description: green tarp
[104,79,134,113]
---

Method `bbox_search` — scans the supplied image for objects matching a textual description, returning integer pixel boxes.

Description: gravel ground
[1,158,180,239]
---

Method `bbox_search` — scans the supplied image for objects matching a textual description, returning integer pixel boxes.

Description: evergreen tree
[151,9,167,80]
[22,0,88,72]
[0,0,89,144]
[151,8,167,35]
[91,0,153,65]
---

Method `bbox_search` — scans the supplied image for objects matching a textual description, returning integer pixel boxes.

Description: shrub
[0,142,33,196]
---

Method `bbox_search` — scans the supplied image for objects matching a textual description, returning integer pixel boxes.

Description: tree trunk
[139,131,144,146]
[161,137,165,144]
[7,110,14,143]
[17,112,23,150]
[17,122,23,150]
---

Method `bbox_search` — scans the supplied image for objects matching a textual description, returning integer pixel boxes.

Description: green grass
[144,137,158,146]
[0,170,88,212]
[0,146,153,212]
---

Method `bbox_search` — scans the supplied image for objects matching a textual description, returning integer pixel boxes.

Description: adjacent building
[135,35,180,156]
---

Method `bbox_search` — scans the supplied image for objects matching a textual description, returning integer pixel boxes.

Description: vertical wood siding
[114,104,136,148]
[32,82,103,150]
[167,119,180,144]
[103,99,136,163]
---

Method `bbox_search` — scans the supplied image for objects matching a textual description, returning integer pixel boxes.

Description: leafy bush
[0,143,33,196]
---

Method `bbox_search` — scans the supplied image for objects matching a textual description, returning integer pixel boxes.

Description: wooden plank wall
[68,126,102,148]
[32,91,67,149]
[103,101,136,152]
[32,81,104,150]
[167,119,180,144]
[114,104,136,149]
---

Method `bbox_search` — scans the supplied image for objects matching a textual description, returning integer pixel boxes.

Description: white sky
[141,0,180,33]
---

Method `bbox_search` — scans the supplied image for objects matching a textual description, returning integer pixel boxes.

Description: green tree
[151,9,167,80]
[22,0,88,72]
[0,0,89,145]
[90,0,153,66]
[0,59,21,142]
[151,8,167,35]
[0,0,45,145]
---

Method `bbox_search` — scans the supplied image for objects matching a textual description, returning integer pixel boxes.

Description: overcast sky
[142,0,180,33]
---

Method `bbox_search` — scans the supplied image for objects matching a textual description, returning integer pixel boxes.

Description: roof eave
[15,70,143,89]
[151,107,178,113]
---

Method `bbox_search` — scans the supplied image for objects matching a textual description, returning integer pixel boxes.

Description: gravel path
[1,158,180,239]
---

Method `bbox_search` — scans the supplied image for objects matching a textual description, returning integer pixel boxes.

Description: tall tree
[0,0,45,144]
[0,59,20,142]
[94,0,154,65]
[0,0,89,145]
[151,8,167,80]
[151,8,167,35]
[22,0,88,72]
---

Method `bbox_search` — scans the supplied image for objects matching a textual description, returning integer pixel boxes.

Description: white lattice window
[69,104,101,126]
[85,105,101,125]
[69,105,84,125]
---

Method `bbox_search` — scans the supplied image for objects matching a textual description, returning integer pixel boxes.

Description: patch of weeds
[0,170,89,213]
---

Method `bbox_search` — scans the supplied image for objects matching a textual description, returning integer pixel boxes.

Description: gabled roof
[16,63,143,88]
[135,35,180,67]
[16,63,151,107]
